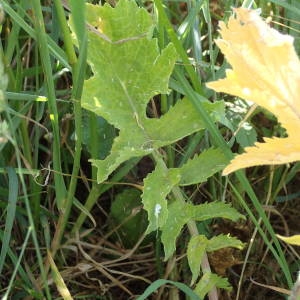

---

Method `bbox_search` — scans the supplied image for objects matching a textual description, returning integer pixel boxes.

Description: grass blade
[0,167,18,273]
[1,227,32,300]
[69,0,86,46]
[2,0,70,69]
[137,279,201,300]
[30,0,67,208]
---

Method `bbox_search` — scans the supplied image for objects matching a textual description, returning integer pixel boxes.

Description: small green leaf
[161,201,244,260]
[235,122,257,148]
[187,235,209,285]
[191,202,245,222]
[195,272,231,299]
[187,234,244,285]
[142,164,181,234]
[206,234,245,252]
[161,200,187,260]
[179,148,228,186]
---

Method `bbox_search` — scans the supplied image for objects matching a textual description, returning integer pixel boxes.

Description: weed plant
[0,0,299,299]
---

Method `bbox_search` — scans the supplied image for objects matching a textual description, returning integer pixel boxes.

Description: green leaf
[187,235,209,285]
[187,234,244,285]
[142,163,181,233]
[148,99,225,148]
[137,279,201,300]
[82,0,171,130]
[191,202,245,222]
[81,0,224,183]
[206,234,245,252]
[82,0,177,182]
[195,272,231,299]
[161,201,244,260]
[90,130,153,183]
[179,148,229,186]
[235,122,257,148]
[160,200,187,260]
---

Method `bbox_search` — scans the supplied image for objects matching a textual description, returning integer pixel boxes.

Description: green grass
[0,0,299,299]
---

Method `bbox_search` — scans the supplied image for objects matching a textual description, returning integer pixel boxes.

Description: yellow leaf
[48,250,73,300]
[206,8,300,175]
[277,234,300,246]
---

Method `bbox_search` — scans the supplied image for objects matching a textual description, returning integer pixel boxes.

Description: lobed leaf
[81,0,177,182]
[90,98,224,182]
[81,0,225,183]
[142,146,229,237]
[206,8,300,175]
